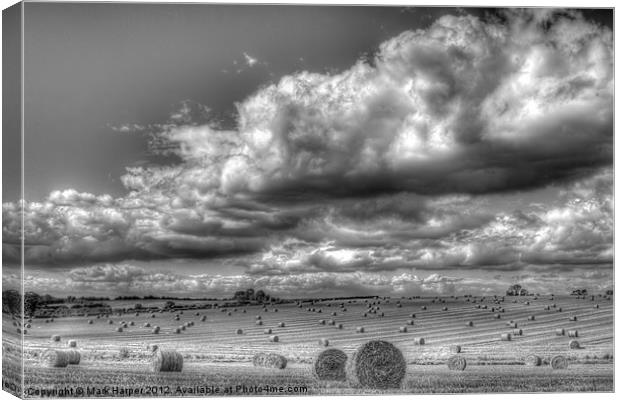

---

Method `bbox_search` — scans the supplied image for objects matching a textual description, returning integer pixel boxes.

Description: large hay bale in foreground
[151,350,183,372]
[42,350,69,367]
[447,355,466,371]
[253,352,287,369]
[345,340,406,389]
[313,348,347,381]
[550,355,568,369]
[569,340,580,349]
[525,354,542,366]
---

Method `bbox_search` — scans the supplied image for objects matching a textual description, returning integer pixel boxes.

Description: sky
[2,4,614,299]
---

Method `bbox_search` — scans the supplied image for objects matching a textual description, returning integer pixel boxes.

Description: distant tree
[255,290,266,302]
[606,289,613,296]
[2,289,21,315]
[163,300,175,309]
[24,292,41,316]
[233,290,247,301]
[245,288,255,300]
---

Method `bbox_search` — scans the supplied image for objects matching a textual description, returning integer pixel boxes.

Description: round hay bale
[337,323,343,329]
[108,320,113,325]
[528,315,535,321]
[236,328,243,334]
[319,338,329,347]
[407,320,414,326]
[345,340,406,389]
[200,316,207,322]
[173,327,181,334]
[256,315,262,320]
[442,307,448,311]
[252,352,287,369]
[414,338,425,345]
[569,316,577,321]
[151,350,183,372]
[356,326,365,333]
[152,326,160,334]
[555,328,565,336]
[129,321,135,326]
[466,321,474,327]
[494,314,501,319]
[180,325,186,331]
[313,348,347,381]
[268,335,279,342]
[410,313,416,318]
[447,355,467,371]
[569,340,580,349]
[319,319,326,325]
[67,340,77,348]
[42,350,69,368]
[66,350,80,364]
[116,326,124,333]
[421,306,427,310]
[500,333,511,341]
[567,330,578,338]
[450,345,461,353]
[594,304,599,309]
[398,326,407,333]
[51,335,61,342]
[513,329,523,336]
[525,354,542,366]
[144,322,151,328]
[88,320,94,325]
[264,328,272,334]
[256,320,263,326]
[147,344,159,353]
[550,355,568,369]
[278,322,285,327]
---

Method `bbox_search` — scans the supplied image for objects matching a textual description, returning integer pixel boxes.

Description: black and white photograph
[1,1,615,397]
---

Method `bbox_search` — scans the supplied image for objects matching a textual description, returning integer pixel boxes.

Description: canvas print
[2,2,614,398]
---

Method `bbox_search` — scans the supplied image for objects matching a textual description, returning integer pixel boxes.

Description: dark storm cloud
[2,9,612,277]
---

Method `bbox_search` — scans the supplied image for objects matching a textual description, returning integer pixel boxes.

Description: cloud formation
[2,10,612,296]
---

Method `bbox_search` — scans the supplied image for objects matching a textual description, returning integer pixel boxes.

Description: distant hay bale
[447,355,467,371]
[569,316,577,321]
[356,326,365,333]
[88,320,94,324]
[550,355,568,369]
[414,338,425,345]
[513,329,523,336]
[345,340,406,389]
[569,340,580,349]
[495,314,501,319]
[528,315,535,321]
[129,321,135,326]
[67,340,77,348]
[410,313,416,318]
[567,330,578,338]
[555,328,565,336]
[319,338,329,347]
[151,350,183,372]
[180,325,186,331]
[51,335,61,342]
[252,352,287,369]
[450,345,461,353]
[407,320,414,325]
[319,319,326,325]
[544,306,550,310]
[594,304,599,309]
[500,333,511,341]
[42,350,69,368]
[337,323,343,329]
[466,321,474,327]
[263,328,272,334]
[256,315,262,320]
[313,348,347,381]
[268,335,279,342]
[525,354,542,366]
[144,322,151,328]
[108,320,113,325]
[200,316,207,322]
[173,327,181,334]
[278,322,285,327]
[256,320,263,326]
[508,322,518,328]
[421,306,427,310]
[236,328,243,334]
[442,307,448,311]
[399,326,407,333]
